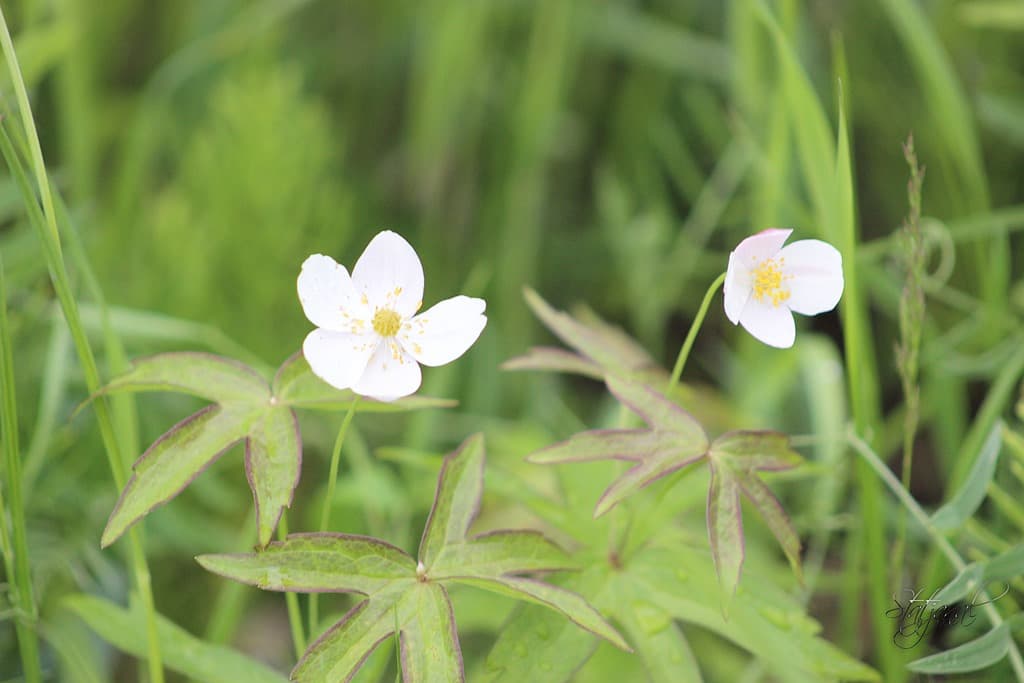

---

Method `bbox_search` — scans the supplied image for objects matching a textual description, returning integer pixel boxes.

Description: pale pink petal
[297,254,366,330]
[777,240,844,316]
[738,299,796,349]
[303,329,378,390]
[352,340,422,401]
[723,250,752,325]
[351,231,424,318]
[400,296,487,367]
[730,228,793,268]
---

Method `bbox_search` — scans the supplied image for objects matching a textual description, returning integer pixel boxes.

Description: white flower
[297,230,487,401]
[723,229,844,348]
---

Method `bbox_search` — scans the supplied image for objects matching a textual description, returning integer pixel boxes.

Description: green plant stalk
[277,514,306,659]
[848,430,1024,681]
[667,271,726,391]
[309,397,360,635]
[0,257,42,683]
[0,11,165,682]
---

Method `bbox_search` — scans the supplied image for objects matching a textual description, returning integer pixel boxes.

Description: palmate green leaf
[100,351,269,403]
[199,433,626,682]
[197,533,417,594]
[451,576,630,652]
[527,377,709,517]
[706,430,804,599]
[101,351,457,549]
[931,421,1003,531]
[500,346,603,379]
[102,405,256,547]
[272,352,456,412]
[908,617,1024,674]
[64,594,286,683]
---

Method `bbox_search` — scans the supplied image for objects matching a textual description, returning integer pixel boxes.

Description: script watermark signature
[886,586,1010,649]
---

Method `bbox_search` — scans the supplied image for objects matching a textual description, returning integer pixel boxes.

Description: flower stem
[277,514,306,660]
[308,397,360,636]
[667,272,726,391]
[0,10,164,682]
[848,429,1024,682]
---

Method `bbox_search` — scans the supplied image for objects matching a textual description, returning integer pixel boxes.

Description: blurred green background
[3,0,1024,680]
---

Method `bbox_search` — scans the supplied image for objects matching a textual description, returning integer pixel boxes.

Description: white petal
[738,299,796,349]
[730,228,793,267]
[777,239,844,316]
[297,254,365,330]
[302,329,378,390]
[351,231,424,318]
[400,296,487,367]
[353,340,422,401]
[723,250,752,325]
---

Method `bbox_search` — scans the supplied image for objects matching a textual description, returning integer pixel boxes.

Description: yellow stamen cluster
[372,308,402,337]
[751,257,792,307]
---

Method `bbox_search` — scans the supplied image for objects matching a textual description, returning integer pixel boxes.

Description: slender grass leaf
[245,406,302,547]
[908,623,1011,674]
[399,584,464,683]
[451,576,630,652]
[99,352,269,404]
[293,598,397,683]
[707,464,744,604]
[64,594,287,683]
[934,544,1024,604]
[197,533,416,594]
[102,406,254,547]
[272,352,456,412]
[429,530,574,578]
[419,433,484,568]
[932,422,1003,531]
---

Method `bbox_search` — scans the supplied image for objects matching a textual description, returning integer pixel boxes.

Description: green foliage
[64,594,287,683]
[100,352,450,548]
[931,422,1004,532]
[199,434,626,682]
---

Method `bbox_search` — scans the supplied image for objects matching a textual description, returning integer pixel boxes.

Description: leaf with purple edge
[428,530,576,579]
[246,407,302,547]
[102,406,255,548]
[272,352,457,412]
[521,288,655,376]
[98,352,269,404]
[705,430,805,599]
[450,576,630,652]
[418,433,485,570]
[527,378,709,517]
[196,533,417,595]
[500,346,603,379]
[398,583,465,683]
[198,433,627,683]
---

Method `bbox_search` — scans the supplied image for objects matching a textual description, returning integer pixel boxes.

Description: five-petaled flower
[298,230,487,401]
[723,229,844,348]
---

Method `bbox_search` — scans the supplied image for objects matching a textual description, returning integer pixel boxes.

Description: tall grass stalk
[0,257,42,683]
[849,431,1024,681]
[0,9,165,681]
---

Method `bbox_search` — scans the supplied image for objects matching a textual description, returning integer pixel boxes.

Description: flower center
[751,257,792,307]
[372,308,402,337]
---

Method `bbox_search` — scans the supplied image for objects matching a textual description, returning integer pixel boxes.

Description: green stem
[0,257,42,683]
[848,430,1024,682]
[0,12,164,682]
[667,271,726,391]
[309,398,360,635]
[277,514,306,660]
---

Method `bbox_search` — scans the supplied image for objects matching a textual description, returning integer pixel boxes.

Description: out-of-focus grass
[2,0,1024,681]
